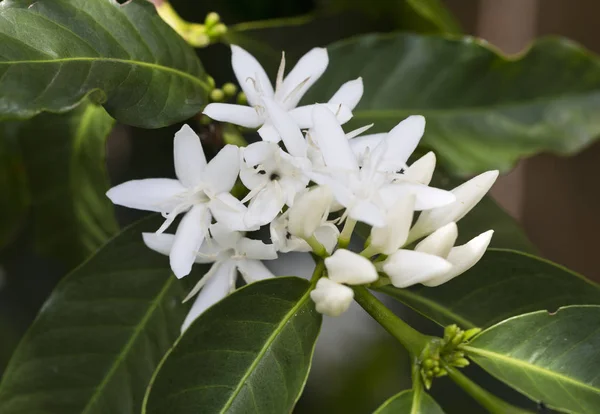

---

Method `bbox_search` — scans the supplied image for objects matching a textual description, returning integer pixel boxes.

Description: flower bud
[369,195,415,255]
[408,170,499,241]
[325,249,378,285]
[415,222,458,258]
[205,12,220,27]
[381,249,452,288]
[403,152,436,185]
[422,230,494,287]
[210,88,225,102]
[310,278,354,317]
[288,186,332,240]
[222,82,238,97]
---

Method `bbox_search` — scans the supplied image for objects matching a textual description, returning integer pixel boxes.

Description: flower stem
[444,364,534,414]
[306,235,329,258]
[338,218,357,249]
[310,260,326,285]
[352,286,431,356]
[359,244,379,259]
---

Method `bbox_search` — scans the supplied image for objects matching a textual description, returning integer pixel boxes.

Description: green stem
[306,235,329,258]
[338,218,357,249]
[444,365,534,414]
[352,286,430,356]
[310,260,326,285]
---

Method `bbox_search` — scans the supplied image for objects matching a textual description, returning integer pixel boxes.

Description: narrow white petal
[383,116,426,169]
[231,45,274,106]
[350,200,386,228]
[209,193,256,232]
[345,123,374,140]
[288,186,333,239]
[328,77,363,110]
[325,249,378,285]
[310,277,354,317]
[181,260,236,332]
[370,195,415,255]
[289,103,352,128]
[142,232,175,256]
[403,152,436,185]
[257,123,280,143]
[106,179,186,213]
[237,238,278,260]
[415,222,458,258]
[409,170,499,241]
[262,97,306,157]
[312,105,358,171]
[237,259,275,283]
[203,103,262,128]
[203,145,240,194]
[174,124,207,188]
[423,230,494,287]
[278,47,328,109]
[170,205,209,279]
[245,185,286,228]
[382,250,452,288]
[380,183,455,211]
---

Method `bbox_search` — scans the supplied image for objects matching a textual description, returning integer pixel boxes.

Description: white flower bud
[381,250,452,288]
[422,230,494,287]
[310,278,354,317]
[370,195,415,255]
[288,186,333,239]
[408,170,499,242]
[325,249,378,285]
[403,152,436,185]
[415,222,458,258]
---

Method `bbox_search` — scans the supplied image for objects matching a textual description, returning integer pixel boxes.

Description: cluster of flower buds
[155,6,227,48]
[106,44,498,331]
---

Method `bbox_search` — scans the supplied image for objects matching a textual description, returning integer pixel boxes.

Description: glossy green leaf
[0,0,209,128]
[0,216,195,414]
[378,249,600,329]
[404,0,461,33]
[14,103,118,265]
[374,389,445,414]
[465,305,600,413]
[303,33,600,175]
[143,277,322,414]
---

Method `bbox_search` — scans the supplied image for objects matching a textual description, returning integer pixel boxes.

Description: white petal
[312,105,358,171]
[403,152,436,185]
[106,179,186,213]
[181,260,236,332]
[288,186,333,239]
[326,249,378,285]
[382,250,452,288]
[423,230,494,287]
[370,195,415,255]
[350,133,386,161]
[278,47,328,109]
[328,77,363,110]
[174,124,207,188]
[237,259,275,283]
[257,122,280,143]
[309,172,354,208]
[209,193,256,232]
[380,183,455,211]
[383,116,426,170]
[350,200,386,228]
[231,45,274,106]
[236,238,278,260]
[203,103,262,128]
[262,97,306,157]
[242,141,278,167]
[415,222,458,259]
[170,205,209,279]
[314,223,340,254]
[245,185,285,227]
[346,123,374,140]
[269,212,312,253]
[203,145,240,194]
[142,232,174,256]
[409,170,499,241]
[310,277,354,317]
[289,103,352,128]
[208,222,243,249]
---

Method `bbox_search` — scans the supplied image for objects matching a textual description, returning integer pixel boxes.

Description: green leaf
[0,0,209,128]
[0,216,195,414]
[143,277,322,414]
[465,305,600,413]
[13,103,118,265]
[377,249,600,329]
[374,389,446,413]
[404,0,462,33]
[303,33,600,175]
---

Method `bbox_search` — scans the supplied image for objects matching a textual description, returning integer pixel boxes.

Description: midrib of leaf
[80,277,176,414]
[463,345,600,394]
[410,388,420,414]
[219,287,312,413]
[0,57,211,91]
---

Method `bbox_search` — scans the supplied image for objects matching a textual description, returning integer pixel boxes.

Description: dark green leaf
[0,0,209,128]
[404,0,462,33]
[374,389,445,413]
[0,216,194,414]
[143,277,322,414]
[14,103,118,265]
[465,305,600,413]
[377,249,600,329]
[303,33,600,175]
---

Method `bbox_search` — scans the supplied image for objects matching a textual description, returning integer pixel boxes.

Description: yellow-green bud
[209,23,227,37]
[205,12,220,28]
[207,76,216,89]
[236,91,248,105]
[437,368,448,377]
[433,367,440,374]
[451,332,465,346]
[463,327,482,341]
[453,358,470,368]
[210,88,225,102]
[444,324,459,342]
[223,82,238,97]
[423,359,435,369]
[199,114,212,125]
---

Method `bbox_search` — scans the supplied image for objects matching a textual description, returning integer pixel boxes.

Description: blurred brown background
[446,0,600,280]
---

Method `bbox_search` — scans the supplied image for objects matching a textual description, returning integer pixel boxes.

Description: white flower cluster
[107,46,497,331]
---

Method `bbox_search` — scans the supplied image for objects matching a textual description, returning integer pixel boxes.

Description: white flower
[379,250,452,288]
[325,249,378,285]
[407,170,499,243]
[402,152,437,185]
[310,278,354,317]
[143,222,277,332]
[369,195,415,255]
[203,45,362,141]
[270,210,339,254]
[309,107,455,227]
[106,125,246,278]
[288,186,333,240]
